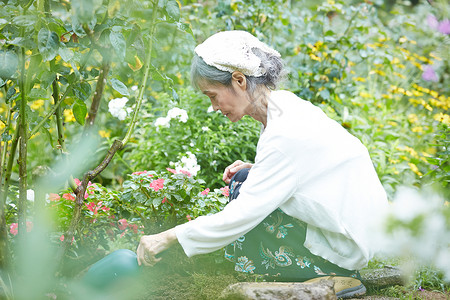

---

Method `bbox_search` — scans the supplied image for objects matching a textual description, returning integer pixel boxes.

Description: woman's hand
[222,160,253,184]
[137,228,178,267]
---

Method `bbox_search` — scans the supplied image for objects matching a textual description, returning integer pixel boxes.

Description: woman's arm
[137,228,178,266]
[222,160,253,184]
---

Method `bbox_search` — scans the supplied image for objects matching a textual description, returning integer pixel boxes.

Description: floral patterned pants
[224,168,360,282]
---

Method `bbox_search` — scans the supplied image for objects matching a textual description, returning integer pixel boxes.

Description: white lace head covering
[194,30,281,77]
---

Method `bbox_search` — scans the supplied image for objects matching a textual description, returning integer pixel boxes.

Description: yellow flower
[429,90,439,98]
[309,53,321,62]
[429,52,441,61]
[389,158,399,164]
[391,57,400,64]
[433,113,450,125]
[0,122,5,131]
[63,109,75,122]
[412,90,423,97]
[424,104,433,111]
[408,114,418,123]
[388,121,397,127]
[354,77,366,82]
[359,91,371,98]
[397,64,406,69]
[411,126,423,133]
[411,61,422,69]
[398,146,419,158]
[393,72,406,79]
[382,94,392,99]
[30,100,45,110]
[399,36,408,43]
[408,163,423,177]
[98,130,111,138]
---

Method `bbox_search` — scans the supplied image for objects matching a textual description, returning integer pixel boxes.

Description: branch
[84,59,110,130]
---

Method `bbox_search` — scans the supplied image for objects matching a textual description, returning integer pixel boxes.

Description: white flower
[155,117,170,127]
[167,107,188,123]
[175,151,201,176]
[27,189,35,201]
[155,107,188,127]
[108,97,131,121]
[207,106,214,113]
[131,85,138,91]
[202,126,210,132]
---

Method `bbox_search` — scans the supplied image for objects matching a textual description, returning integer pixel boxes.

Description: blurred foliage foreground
[0,0,449,298]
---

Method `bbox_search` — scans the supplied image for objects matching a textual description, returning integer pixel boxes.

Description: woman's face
[199,72,250,122]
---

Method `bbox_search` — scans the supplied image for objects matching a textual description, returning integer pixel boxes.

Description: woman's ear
[231,71,247,91]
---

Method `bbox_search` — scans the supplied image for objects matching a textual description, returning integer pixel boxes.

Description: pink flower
[9,223,18,236]
[60,235,75,244]
[101,206,110,212]
[118,218,128,230]
[422,65,438,82]
[166,168,177,174]
[220,186,230,197]
[149,178,165,191]
[179,170,191,177]
[120,229,127,238]
[438,19,450,35]
[201,188,210,196]
[186,215,192,221]
[427,14,439,30]
[74,178,82,186]
[132,171,148,175]
[86,202,98,214]
[162,197,168,203]
[129,224,138,234]
[49,193,60,201]
[62,193,75,201]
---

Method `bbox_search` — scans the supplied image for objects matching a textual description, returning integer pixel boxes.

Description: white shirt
[175,90,388,270]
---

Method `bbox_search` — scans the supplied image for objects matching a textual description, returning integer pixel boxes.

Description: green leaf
[58,47,74,62]
[0,51,19,79]
[0,78,4,88]
[72,0,102,24]
[110,31,126,60]
[38,28,60,62]
[73,99,87,125]
[110,78,129,96]
[73,82,91,101]
[28,88,48,99]
[164,0,180,21]
[12,15,37,27]
[176,22,193,37]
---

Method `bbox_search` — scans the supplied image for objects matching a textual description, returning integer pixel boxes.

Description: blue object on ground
[82,249,141,290]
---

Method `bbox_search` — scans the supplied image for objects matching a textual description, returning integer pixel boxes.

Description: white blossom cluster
[108,97,132,121]
[173,151,200,176]
[373,187,450,281]
[155,107,188,127]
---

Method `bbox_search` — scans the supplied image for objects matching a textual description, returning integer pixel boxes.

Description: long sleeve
[175,142,297,257]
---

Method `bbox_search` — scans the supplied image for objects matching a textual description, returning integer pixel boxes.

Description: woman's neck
[246,87,270,128]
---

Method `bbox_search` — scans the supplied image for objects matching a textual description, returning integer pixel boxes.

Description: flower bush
[119,168,228,232]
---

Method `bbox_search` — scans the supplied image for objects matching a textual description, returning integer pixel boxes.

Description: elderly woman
[135,30,388,298]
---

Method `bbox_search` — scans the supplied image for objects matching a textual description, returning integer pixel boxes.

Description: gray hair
[190,47,285,95]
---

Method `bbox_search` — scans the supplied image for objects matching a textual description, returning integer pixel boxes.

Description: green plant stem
[0,101,12,184]
[17,46,28,239]
[121,0,159,146]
